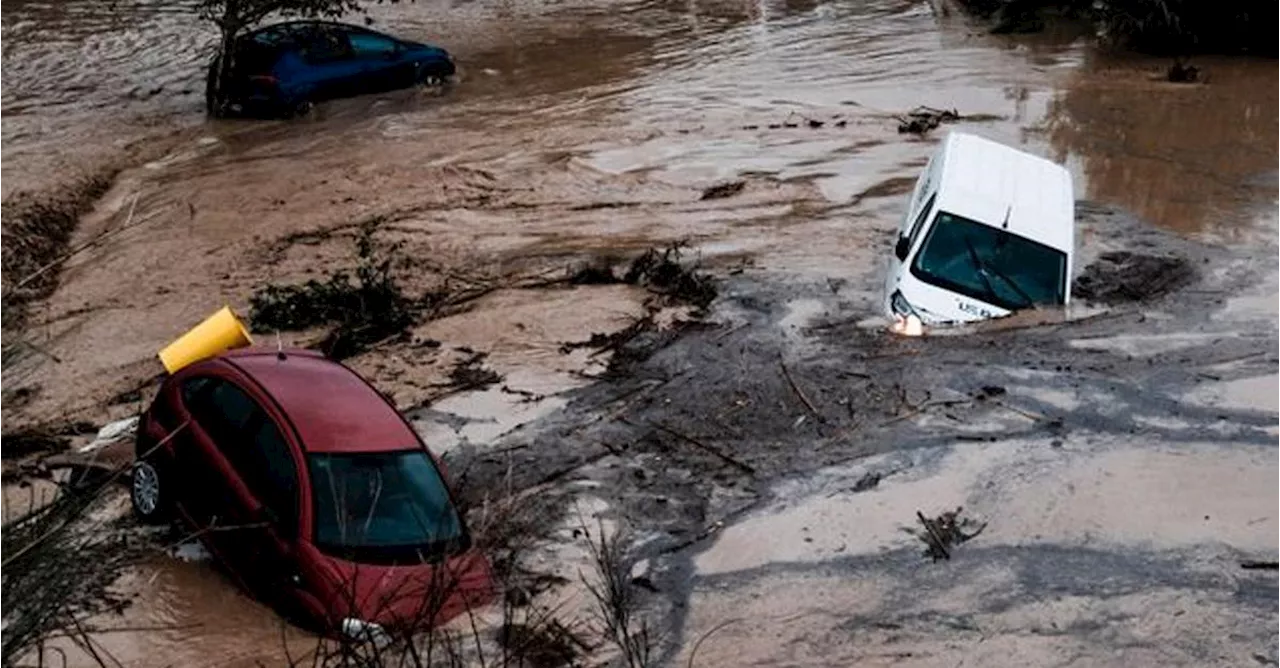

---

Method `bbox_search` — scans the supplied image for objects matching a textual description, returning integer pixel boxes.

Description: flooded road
[2,0,1275,665]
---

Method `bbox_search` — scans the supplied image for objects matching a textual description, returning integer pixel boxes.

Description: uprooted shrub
[566,247,709,306]
[567,242,718,310]
[623,243,718,309]
[249,222,420,360]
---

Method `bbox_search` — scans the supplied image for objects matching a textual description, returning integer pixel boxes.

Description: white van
[882,131,1075,326]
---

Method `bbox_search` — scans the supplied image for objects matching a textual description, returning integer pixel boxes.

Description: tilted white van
[883,131,1075,327]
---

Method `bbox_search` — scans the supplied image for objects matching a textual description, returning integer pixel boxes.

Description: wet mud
[452,204,1276,667]
[2,0,1277,665]
[1073,250,1196,304]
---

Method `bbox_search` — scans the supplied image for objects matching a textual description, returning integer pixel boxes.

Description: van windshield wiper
[963,236,1001,305]
[983,251,1036,309]
[964,236,1034,310]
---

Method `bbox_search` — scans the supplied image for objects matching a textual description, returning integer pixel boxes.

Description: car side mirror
[894,235,911,261]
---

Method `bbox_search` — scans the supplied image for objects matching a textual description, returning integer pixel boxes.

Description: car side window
[906,193,938,250]
[348,31,399,58]
[183,377,254,441]
[249,418,299,536]
[205,380,258,441]
[182,377,299,534]
[181,376,214,407]
[301,26,354,64]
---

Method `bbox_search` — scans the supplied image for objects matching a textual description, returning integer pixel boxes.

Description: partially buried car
[207,20,456,118]
[130,347,493,634]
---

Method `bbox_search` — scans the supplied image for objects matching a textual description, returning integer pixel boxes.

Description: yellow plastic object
[157,305,254,374]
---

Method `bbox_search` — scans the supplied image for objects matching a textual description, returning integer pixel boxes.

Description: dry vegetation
[1,453,150,665]
[953,0,1272,54]
[1,171,119,379]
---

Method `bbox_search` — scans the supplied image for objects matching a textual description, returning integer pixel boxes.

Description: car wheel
[290,98,313,118]
[130,457,170,524]
[417,63,451,87]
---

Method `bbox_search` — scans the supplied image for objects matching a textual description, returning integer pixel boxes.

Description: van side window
[906,193,938,249]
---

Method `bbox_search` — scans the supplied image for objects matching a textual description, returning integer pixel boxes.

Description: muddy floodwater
[2,0,1276,666]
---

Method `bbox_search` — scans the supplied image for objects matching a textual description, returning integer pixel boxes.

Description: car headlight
[890,290,917,318]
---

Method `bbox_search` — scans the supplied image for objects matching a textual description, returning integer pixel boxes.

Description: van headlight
[890,290,917,318]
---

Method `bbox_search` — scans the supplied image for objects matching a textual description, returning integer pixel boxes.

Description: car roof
[215,348,420,454]
[242,19,385,42]
[933,131,1075,254]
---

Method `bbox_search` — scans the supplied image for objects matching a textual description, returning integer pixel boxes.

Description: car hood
[305,544,495,630]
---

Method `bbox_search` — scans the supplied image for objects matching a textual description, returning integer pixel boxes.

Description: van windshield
[910,210,1066,310]
[308,450,466,563]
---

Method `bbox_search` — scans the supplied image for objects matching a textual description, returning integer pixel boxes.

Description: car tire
[289,98,313,119]
[417,63,452,87]
[130,456,170,524]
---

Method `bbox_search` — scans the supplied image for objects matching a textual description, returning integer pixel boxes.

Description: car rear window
[307,450,466,564]
[232,41,283,75]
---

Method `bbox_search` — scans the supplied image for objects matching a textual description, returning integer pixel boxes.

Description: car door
[346,28,416,93]
[295,24,363,101]
[232,401,305,598]
[173,376,270,589]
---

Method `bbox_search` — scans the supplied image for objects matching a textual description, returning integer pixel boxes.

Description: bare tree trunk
[208,3,242,118]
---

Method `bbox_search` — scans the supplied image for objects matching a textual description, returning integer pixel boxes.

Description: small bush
[623,243,718,310]
[250,222,418,359]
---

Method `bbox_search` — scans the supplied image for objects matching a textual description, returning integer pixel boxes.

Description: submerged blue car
[206,20,455,118]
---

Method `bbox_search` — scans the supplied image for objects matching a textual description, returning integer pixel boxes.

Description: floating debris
[1167,60,1200,83]
[448,352,503,392]
[623,243,718,308]
[851,471,883,493]
[1073,251,1196,304]
[897,106,961,135]
[701,181,745,201]
[914,507,987,561]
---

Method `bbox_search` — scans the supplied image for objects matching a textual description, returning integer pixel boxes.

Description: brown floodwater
[2,0,1275,665]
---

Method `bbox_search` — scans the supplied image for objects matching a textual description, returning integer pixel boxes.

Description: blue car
[206,20,455,118]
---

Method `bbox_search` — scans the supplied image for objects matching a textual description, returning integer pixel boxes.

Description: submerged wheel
[130,458,170,524]
[287,98,313,119]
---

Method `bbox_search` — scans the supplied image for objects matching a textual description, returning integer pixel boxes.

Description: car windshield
[910,210,1066,311]
[308,450,465,563]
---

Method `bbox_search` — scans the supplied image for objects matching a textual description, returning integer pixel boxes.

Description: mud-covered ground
[438,202,1278,667]
[2,0,1277,665]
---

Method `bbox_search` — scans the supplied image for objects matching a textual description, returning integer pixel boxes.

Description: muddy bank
[946,0,1276,55]
[2,172,118,343]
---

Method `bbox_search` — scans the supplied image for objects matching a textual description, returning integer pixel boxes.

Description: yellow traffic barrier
[157,305,254,374]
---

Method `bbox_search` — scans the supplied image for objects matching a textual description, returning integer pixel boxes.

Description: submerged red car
[131,347,493,633]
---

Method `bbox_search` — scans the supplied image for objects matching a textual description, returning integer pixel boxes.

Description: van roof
[933,131,1074,253]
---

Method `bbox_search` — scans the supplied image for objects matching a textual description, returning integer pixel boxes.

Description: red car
[130,347,494,634]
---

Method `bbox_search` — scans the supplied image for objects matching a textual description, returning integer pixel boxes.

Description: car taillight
[248,75,278,87]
